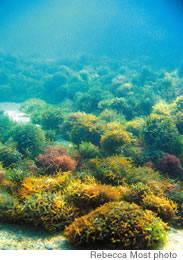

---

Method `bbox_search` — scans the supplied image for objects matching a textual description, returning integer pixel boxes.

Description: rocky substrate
[0,223,182,250]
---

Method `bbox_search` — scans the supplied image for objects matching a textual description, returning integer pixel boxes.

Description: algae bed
[1,0,183,251]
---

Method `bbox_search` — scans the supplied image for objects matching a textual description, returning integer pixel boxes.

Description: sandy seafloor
[0,223,74,250]
[0,102,183,250]
[0,102,30,123]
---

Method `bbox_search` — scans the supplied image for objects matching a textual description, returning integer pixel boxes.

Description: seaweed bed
[1,52,183,249]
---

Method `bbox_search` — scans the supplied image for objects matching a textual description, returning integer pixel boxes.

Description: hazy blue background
[0,0,183,64]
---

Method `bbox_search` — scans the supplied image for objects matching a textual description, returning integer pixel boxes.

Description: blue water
[0,0,183,67]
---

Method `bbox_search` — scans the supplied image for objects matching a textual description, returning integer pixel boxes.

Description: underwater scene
[1,0,183,251]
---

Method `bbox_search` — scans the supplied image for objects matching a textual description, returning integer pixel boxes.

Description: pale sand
[0,102,30,123]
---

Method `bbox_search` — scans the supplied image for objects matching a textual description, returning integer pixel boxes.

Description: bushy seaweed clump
[18,172,72,199]
[31,106,63,132]
[158,154,182,178]
[36,146,77,174]
[78,142,100,159]
[0,111,15,142]
[20,98,47,115]
[89,155,161,186]
[0,171,78,230]
[69,113,105,146]
[125,117,145,137]
[15,193,77,231]
[89,155,134,185]
[123,182,177,223]
[20,99,64,140]
[0,191,19,223]
[64,178,121,215]
[64,201,167,249]
[10,124,46,159]
[0,144,22,167]
[143,114,180,154]
[100,123,133,155]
